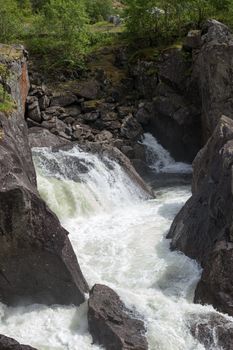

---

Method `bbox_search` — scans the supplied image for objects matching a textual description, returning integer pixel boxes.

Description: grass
[0,86,16,113]
[90,21,125,34]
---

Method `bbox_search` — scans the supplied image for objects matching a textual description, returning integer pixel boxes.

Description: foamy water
[0,142,229,350]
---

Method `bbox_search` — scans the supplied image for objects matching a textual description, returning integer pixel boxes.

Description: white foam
[0,146,228,350]
[141,133,193,174]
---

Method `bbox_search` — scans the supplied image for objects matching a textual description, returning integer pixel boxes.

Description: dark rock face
[191,20,233,140]
[88,284,148,350]
[167,116,233,315]
[0,334,37,350]
[130,48,202,162]
[0,46,88,306]
[190,313,233,350]
[28,127,70,148]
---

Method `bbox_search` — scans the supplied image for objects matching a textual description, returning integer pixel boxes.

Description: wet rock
[190,313,233,350]
[167,116,233,315]
[121,115,143,140]
[28,127,70,148]
[0,334,37,350]
[88,284,148,350]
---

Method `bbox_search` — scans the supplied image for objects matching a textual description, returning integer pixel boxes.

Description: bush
[85,0,113,23]
[0,0,23,43]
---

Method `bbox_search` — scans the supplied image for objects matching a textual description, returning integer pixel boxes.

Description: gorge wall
[168,21,233,317]
[0,44,89,306]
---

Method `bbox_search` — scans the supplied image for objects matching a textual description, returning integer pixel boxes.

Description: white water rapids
[0,135,230,349]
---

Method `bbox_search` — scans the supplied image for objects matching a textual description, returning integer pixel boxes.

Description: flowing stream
[0,134,229,350]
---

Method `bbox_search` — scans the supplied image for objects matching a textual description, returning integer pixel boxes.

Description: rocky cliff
[0,45,88,306]
[168,116,233,316]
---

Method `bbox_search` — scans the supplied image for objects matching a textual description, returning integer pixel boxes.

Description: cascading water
[141,133,193,174]
[0,141,231,350]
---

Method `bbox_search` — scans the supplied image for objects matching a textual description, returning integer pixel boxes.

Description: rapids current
[0,134,230,350]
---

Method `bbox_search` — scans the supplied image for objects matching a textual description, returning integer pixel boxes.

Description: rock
[190,20,233,140]
[50,93,77,107]
[29,127,70,148]
[65,79,101,100]
[64,104,81,118]
[27,99,41,123]
[38,94,50,111]
[136,103,154,125]
[95,130,113,142]
[0,45,89,306]
[45,106,66,117]
[190,313,233,350]
[129,61,158,98]
[167,116,233,315]
[121,115,143,140]
[117,106,134,119]
[88,284,148,350]
[81,111,100,122]
[183,30,202,50]
[157,48,190,92]
[101,111,118,122]
[146,93,201,162]
[0,334,37,350]
[82,100,103,113]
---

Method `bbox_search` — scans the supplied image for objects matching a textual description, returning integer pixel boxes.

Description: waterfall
[33,146,148,219]
[0,142,229,350]
[141,133,192,174]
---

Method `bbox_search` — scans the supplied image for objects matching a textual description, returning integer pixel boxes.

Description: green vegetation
[0,0,232,78]
[124,0,233,43]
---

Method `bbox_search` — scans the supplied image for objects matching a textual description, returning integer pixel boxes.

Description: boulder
[28,127,70,148]
[27,99,41,123]
[190,20,233,140]
[0,334,37,350]
[190,313,233,350]
[88,284,148,350]
[121,115,143,140]
[157,48,190,92]
[50,92,77,107]
[183,30,202,51]
[38,95,50,111]
[167,116,233,315]
[0,45,89,306]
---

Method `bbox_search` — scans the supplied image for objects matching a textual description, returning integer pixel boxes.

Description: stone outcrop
[167,116,233,315]
[0,334,37,350]
[0,45,88,306]
[190,313,233,350]
[130,48,202,162]
[88,284,148,350]
[190,20,233,140]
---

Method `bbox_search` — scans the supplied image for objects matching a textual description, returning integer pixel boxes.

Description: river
[0,134,226,349]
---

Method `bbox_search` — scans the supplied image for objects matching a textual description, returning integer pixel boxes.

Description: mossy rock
[0,44,24,61]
